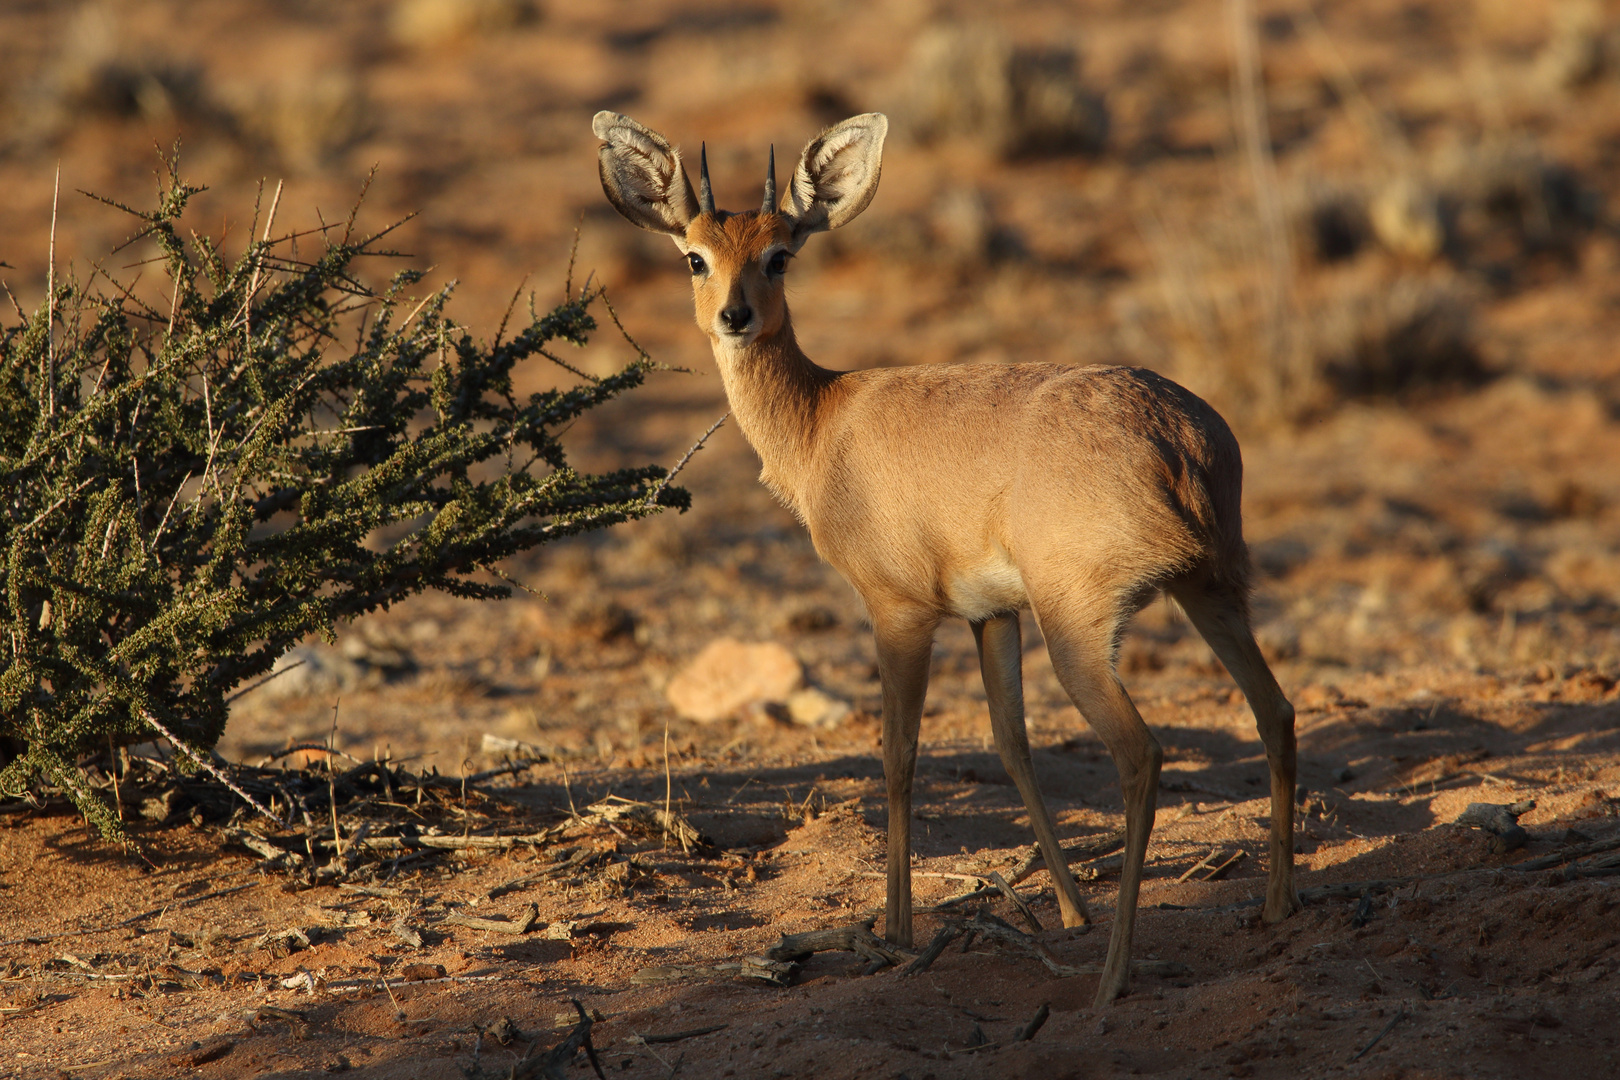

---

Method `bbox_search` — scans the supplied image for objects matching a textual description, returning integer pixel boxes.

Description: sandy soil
[4,1,1620,1078]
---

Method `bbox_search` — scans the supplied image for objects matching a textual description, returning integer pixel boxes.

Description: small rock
[256,644,367,700]
[572,600,636,643]
[1370,176,1444,261]
[391,919,424,949]
[254,927,312,958]
[786,688,852,729]
[783,605,839,633]
[397,962,445,982]
[665,639,803,722]
[1572,791,1614,819]
[742,700,794,727]
[339,631,415,676]
[139,786,188,822]
[170,1038,234,1067]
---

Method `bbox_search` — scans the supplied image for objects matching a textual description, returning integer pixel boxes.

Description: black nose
[720,305,753,333]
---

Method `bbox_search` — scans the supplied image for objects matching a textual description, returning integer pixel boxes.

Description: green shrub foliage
[0,164,688,835]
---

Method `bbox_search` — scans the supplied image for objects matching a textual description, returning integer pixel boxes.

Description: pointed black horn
[698,143,715,216]
[761,144,776,215]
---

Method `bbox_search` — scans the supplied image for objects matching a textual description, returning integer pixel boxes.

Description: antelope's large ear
[783,113,887,249]
[592,111,700,240]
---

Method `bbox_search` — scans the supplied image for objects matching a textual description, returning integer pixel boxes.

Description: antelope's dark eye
[766,250,790,276]
[686,252,707,275]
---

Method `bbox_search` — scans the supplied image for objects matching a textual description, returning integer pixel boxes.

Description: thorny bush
[0,160,689,837]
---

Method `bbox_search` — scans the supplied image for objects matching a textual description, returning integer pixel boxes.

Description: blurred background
[2,0,1617,765]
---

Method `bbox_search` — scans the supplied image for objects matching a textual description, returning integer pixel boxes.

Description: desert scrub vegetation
[0,160,688,837]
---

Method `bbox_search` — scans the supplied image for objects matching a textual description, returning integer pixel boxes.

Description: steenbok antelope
[592,110,1300,1004]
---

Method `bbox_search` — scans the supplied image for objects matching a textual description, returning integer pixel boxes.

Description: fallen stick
[988,871,1043,934]
[1176,848,1222,884]
[584,797,709,850]
[1351,892,1376,928]
[462,757,550,785]
[960,910,1188,979]
[488,846,602,898]
[442,903,539,935]
[1298,878,1415,904]
[224,827,307,866]
[956,910,1081,978]
[934,852,1122,911]
[338,883,407,899]
[764,921,912,968]
[945,1001,1053,1055]
[1349,1009,1406,1062]
[900,923,963,976]
[927,885,1001,911]
[332,830,559,852]
[857,870,989,886]
[287,973,505,993]
[1509,832,1620,872]
[515,999,606,1080]
[630,957,796,987]
[1455,800,1535,853]
[245,1005,311,1035]
[1016,1002,1051,1042]
[1009,832,1126,885]
[630,1024,728,1046]
[1202,850,1247,881]
[139,708,280,824]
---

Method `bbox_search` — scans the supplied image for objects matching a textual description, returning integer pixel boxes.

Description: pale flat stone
[665,638,804,722]
[786,688,853,729]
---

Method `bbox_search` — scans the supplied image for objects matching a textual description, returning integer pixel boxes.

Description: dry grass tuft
[1534,0,1616,91]
[389,0,537,49]
[1311,276,1487,398]
[1135,196,1489,421]
[25,3,209,137]
[219,71,370,172]
[903,24,1107,158]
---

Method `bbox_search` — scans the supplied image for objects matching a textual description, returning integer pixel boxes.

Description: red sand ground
[4,1,1620,1077]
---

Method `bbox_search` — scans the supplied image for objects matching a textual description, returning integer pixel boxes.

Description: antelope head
[592,111,887,351]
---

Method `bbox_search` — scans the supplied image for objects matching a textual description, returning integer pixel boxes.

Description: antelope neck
[710,311,838,512]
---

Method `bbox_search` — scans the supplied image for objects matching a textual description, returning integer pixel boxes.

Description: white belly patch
[946,553,1028,620]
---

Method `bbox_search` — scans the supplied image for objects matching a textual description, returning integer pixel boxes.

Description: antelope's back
[802,363,1248,611]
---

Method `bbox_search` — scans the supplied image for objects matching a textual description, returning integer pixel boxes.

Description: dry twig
[443,903,539,935]
[988,871,1043,934]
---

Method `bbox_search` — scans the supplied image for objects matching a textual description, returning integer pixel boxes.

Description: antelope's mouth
[717,321,759,343]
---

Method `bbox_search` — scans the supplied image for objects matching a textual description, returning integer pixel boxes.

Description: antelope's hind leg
[972,613,1090,928]
[1034,605,1163,1006]
[1172,582,1302,923]
[873,612,938,949]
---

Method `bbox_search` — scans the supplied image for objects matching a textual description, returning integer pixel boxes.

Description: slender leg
[1172,584,1301,923]
[972,613,1090,928]
[873,610,938,948]
[1035,605,1162,1006]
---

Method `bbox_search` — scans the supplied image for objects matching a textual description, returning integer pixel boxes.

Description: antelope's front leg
[873,613,938,948]
[973,613,1091,928]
